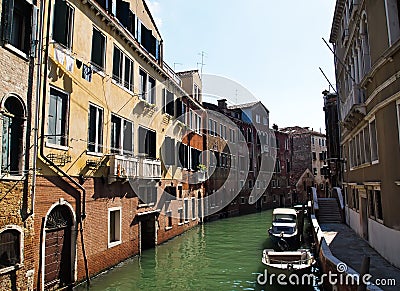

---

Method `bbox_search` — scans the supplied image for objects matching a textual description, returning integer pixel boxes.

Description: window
[240,180,244,188]
[52,0,74,48]
[88,104,103,153]
[240,196,245,204]
[138,22,159,59]
[166,211,172,229]
[184,199,189,222]
[275,159,281,173]
[190,147,201,171]
[162,137,175,166]
[110,114,133,156]
[208,119,213,135]
[138,186,157,205]
[48,87,69,146]
[112,46,134,91]
[178,208,183,225]
[312,152,316,160]
[108,207,121,247]
[0,227,22,270]
[2,0,35,54]
[148,77,156,104]
[196,115,201,134]
[223,125,227,140]
[249,180,253,189]
[368,189,375,219]
[229,128,235,143]
[178,143,188,168]
[163,89,174,116]
[375,190,383,221]
[192,198,196,219]
[313,168,317,176]
[139,69,147,99]
[193,84,200,101]
[364,126,371,163]
[256,114,260,123]
[91,26,106,70]
[220,124,223,138]
[1,96,25,175]
[138,127,156,159]
[369,119,378,162]
[263,116,268,126]
[116,0,135,36]
[312,137,315,145]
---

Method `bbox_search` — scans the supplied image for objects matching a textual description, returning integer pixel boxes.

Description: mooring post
[357,256,370,291]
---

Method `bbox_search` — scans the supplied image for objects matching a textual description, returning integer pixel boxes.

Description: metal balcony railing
[138,157,161,179]
[108,155,138,183]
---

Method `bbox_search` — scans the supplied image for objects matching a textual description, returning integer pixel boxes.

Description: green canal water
[76,211,319,291]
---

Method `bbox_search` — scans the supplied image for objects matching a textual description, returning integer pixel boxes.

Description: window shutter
[116,0,130,28]
[53,0,68,46]
[136,19,142,42]
[2,0,14,43]
[48,94,57,143]
[155,39,159,60]
[1,116,11,171]
[88,105,96,152]
[56,95,63,145]
[162,88,166,113]
[98,108,103,151]
[123,120,133,155]
[30,5,38,57]
[128,11,135,36]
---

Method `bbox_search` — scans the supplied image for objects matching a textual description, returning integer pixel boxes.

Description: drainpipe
[30,0,45,216]
[34,0,90,286]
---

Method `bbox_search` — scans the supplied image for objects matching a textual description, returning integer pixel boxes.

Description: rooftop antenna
[197,51,206,78]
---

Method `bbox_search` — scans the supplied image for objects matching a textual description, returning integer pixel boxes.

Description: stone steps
[318,198,342,223]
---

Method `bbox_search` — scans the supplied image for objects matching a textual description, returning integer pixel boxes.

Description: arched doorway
[44,205,74,289]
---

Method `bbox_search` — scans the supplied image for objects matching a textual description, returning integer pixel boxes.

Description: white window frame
[369,117,379,164]
[256,114,260,123]
[110,114,134,156]
[87,103,103,154]
[178,207,184,225]
[165,210,173,230]
[263,116,268,126]
[191,197,196,220]
[108,207,122,248]
[184,198,189,223]
[0,225,24,274]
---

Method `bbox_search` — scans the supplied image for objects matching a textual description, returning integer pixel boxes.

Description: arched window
[0,226,23,270]
[1,95,26,175]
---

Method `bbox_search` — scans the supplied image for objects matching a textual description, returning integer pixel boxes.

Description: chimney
[217,99,227,109]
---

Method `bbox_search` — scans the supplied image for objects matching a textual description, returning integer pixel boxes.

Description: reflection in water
[75,211,317,291]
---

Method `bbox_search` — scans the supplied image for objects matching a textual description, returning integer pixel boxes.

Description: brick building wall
[0,26,37,290]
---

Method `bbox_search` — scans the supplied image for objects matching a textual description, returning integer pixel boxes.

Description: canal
[76,210,318,291]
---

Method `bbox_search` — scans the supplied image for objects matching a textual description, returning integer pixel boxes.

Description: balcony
[163,61,182,86]
[108,155,138,183]
[340,85,366,131]
[138,156,161,179]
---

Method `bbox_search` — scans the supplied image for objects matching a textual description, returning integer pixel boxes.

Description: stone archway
[43,205,74,290]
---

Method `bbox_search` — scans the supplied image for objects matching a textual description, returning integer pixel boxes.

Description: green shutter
[2,0,14,43]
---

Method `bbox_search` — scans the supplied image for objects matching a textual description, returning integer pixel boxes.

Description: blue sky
[147,0,336,132]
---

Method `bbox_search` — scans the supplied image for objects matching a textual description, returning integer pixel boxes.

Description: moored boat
[261,249,315,276]
[268,208,299,250]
